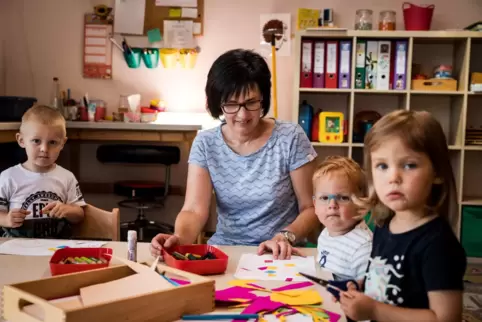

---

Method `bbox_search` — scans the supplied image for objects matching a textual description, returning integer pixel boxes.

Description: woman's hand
[257,234,304,260]
[150,233,180,257]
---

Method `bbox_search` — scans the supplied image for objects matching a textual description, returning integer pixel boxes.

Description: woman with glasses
[150,49,318,260]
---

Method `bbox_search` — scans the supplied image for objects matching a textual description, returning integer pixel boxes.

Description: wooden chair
[72,204,120,241]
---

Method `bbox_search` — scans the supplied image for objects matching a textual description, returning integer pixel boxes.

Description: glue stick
[127,230,137,262]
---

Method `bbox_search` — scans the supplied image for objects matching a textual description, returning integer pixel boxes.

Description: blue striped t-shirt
[188,119,317,246]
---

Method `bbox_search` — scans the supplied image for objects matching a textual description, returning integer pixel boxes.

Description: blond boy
[0,105,85,238]
[313,156,372,281]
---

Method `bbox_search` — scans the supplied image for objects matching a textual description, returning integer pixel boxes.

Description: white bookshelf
[292,30,482,246]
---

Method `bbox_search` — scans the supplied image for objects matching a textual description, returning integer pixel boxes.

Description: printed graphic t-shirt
[364,216,466,316]
[188,120,317,245]
[317,221,372,281]
[0,164,86,238]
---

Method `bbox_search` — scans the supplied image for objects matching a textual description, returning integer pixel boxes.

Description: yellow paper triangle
[270,289,322,306]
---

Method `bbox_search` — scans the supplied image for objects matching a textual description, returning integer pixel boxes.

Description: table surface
[0,239,346,322]
[0,112,220,132]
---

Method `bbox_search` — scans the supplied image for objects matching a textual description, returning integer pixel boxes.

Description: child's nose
[328,198,339,209]
[40,144,48,152]
[388,168,401,184]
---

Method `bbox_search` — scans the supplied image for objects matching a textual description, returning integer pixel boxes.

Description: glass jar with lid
[379,10,396,30]
[355,9,373,30]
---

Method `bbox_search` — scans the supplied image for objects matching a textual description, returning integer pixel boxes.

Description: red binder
[300,39,313,88]
[325,41,339,88]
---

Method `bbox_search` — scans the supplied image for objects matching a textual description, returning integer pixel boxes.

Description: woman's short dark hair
[205,49,271,119]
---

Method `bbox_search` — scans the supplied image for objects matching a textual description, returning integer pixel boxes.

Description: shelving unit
[292,30,482,255]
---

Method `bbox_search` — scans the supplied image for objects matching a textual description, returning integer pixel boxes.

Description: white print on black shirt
[21,191,63,218]
[365,255,405,305]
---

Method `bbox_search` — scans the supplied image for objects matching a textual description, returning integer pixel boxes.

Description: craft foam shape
[258,266,268,271]
[170,278,190,285]
[270,289,322,306]
[228,280,259,287]
[236,296,285,319]
[271,281,314,292]
[215,286,258,303]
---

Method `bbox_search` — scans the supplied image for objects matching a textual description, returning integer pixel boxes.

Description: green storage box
[462,206,482,258]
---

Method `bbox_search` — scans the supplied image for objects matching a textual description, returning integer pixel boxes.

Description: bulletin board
[144,0,204,36]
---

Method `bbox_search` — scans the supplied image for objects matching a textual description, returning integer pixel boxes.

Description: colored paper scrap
[272,281,314,292]
[168,7,182,17]
[215,286,258,303]
[147,28,162,43]
[270,289,322,306]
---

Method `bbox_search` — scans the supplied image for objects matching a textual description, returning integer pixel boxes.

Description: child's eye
[375,163,388,170]
[32,139,40,144]
[339,195,351,202]
[404,163,417,169]
[49,140,59,146]
[319,195,329,201]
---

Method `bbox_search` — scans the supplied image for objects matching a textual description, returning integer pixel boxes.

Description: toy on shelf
[299,100,314,140]
[319,112,344,143]
[353,110,381,143]
[411,63,457,91]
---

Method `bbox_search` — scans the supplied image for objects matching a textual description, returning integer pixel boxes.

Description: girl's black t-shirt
[364,216,466,313]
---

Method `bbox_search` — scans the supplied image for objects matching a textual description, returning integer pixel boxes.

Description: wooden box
[3,262,215,322]
[411,78,458,91]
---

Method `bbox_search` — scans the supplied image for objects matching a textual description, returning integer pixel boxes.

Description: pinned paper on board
[234,254,317,281]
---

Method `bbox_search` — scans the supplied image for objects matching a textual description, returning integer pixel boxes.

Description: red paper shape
[285,278,293,282]
[170,278,190,285]
[327,310,342,322]
[258,266,268,271]
[233,296,285,322]
[215,286,258,303]
[264,260,273,263]
[271,281,313,292]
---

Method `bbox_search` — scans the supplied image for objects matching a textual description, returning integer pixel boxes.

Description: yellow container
[319,112,344,143]
[179,49,198,69]
[160,48,179,68]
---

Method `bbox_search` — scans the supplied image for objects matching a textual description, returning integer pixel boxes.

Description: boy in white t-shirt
[313,156,372,281]
[0,105,85,238]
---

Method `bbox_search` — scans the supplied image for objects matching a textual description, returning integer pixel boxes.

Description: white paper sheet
[0,239,107,256]
[177,313,312,322]
[163,20,194,48]
[182,7,198,18]
[234,254,317,282]
[155,0,197,7]
[114,0,146,35]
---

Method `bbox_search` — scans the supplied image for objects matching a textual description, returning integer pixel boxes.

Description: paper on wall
[155,0,197,7]
[163,20,194,48]
[114,0,146,35]
[182,7,198,18]
[0,239,107,256]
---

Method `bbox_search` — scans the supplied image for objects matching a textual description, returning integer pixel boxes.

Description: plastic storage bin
[162,244,228,275]
[462,206,482,258]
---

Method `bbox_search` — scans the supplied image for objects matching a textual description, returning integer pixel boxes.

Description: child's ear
[16,132,25,148]
[60,137,68,149]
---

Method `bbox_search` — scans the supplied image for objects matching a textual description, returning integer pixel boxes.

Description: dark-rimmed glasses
[221,99,263,114]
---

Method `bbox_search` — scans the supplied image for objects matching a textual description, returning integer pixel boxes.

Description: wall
[1,0,482,189]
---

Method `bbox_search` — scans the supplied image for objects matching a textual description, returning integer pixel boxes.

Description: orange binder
[300,39,314,88]
[325,41,338,88]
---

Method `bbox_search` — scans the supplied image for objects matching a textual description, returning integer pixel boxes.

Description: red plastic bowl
[161,244,228,275]
[50,247,113,276]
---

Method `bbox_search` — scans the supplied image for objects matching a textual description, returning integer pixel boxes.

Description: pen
[181,314,258,320]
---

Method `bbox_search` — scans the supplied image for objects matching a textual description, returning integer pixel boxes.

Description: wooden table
[0,239,346,322]
[0,112,219,181]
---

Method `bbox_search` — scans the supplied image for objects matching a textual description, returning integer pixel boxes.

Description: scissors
[298,272,359,300]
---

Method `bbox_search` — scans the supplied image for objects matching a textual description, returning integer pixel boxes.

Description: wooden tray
[3,261,215,322]
[411,78,457,91]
